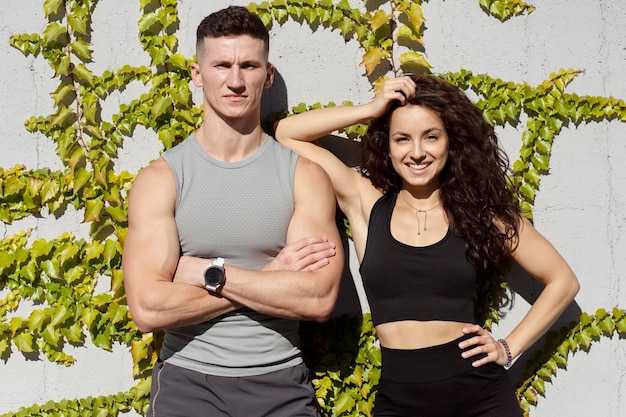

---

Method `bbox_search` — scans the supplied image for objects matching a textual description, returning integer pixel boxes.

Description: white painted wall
[1,1,624,416]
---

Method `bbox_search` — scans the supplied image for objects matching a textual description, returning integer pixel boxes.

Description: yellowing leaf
[369,10,390,31]
[42,22,67,46]
[13,332,34,353]
[0,339,9,357]
[65,265,85,284]
[134,377,152,399]
[73,63,95,87]
[42,258,61,279]
[42,323,61,346]
[138,12,159,33]
[402,3,426,31]
[68,14,87,36]
[28,310,48,331]
[32,238,53,258]
[361,47,390,75]
[111,268,125,293]
[332,392,356,415]
[62,322,84,343]
[71,38,92,61]
[43,0,64,18]
[84,198,105,223]
[50,105,74,127]
[40,177,60,205]
[72,167,92,194]
[54,55,71,77]
[50,84,75,107]
[399,51,432,73]
[397,25,423,45]
[167,53,188,71]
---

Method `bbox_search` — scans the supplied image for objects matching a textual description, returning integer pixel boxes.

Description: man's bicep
[123,162,180,293]
[288,158,340,240]
[288,158,344,280]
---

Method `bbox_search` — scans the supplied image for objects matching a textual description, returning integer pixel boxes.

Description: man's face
[191,35,274,122]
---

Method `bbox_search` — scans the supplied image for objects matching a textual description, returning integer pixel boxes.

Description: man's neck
[196,114,266,162]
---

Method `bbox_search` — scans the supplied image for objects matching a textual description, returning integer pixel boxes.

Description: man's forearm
[218,265,341,322]
[127,278,241,333]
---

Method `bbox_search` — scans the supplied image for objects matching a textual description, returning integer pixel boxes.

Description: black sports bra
[359,193,478,327]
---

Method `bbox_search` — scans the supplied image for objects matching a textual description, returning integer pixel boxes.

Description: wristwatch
[203,257,226,293]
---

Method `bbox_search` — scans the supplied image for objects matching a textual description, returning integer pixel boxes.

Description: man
[122,6,344,417]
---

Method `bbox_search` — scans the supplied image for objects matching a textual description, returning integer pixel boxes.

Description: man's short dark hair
[196,6,270,58]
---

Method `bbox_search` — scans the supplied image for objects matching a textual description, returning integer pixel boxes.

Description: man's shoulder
[293,155,331,190]
[162,134,196,158]
[135,157,173,185]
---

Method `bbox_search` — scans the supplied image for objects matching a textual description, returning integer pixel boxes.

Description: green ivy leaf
[0,339,9,357]
[332,391,356,415]
[519,182,536,201]
[32,238,54,258]
[43,0,64,18]
[73,63,95,87]
[13,331,35,353]
[43,22,68,46]
[134,377,152,399]
[531,377,545,395]
[399,51,432,72]
[28,309,49,332]
[50,105,75,127]
[42,323,61,346]
[62,321,84,344]
[68,14,88,36]
[152,96,172,119]
[138,12,159,33]
[50,84,76,107]
[531,153,549,171]
[167,53,188,71]
[84,198,105,223]
[71,38,92,61]
[93,325,112,351]
[41,259,61,279]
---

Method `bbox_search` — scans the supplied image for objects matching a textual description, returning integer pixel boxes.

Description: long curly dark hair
[361,73,521,270]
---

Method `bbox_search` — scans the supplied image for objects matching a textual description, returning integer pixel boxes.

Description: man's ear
[190,62,202,88]
[264,63,275,89]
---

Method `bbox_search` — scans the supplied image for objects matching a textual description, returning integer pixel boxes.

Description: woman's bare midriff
[375,320,474,349]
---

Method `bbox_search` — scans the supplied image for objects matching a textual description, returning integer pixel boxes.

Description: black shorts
[374,333,523,417]
[148,359,320,417]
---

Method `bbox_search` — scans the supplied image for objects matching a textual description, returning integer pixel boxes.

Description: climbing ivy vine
[1,0,625,416]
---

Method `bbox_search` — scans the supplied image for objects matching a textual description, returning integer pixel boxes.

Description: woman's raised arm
[274,76,416,143]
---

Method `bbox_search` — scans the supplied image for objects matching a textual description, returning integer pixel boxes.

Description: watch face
[204,266,224,286]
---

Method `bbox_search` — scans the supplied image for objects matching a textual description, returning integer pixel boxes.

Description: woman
[274,74,579,416]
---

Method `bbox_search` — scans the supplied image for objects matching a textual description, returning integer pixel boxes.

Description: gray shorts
[148,359,320,417]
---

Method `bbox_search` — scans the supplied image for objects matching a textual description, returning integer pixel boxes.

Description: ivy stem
[63,1,89,154]
[388,1,398,77]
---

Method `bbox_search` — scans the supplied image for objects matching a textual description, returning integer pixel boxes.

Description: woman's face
[388,104,449,193]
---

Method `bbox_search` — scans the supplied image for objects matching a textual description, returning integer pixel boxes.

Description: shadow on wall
[261,68,288,123]
[504,263,582,386]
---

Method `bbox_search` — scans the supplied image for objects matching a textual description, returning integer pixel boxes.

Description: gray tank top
[160,134,301,376]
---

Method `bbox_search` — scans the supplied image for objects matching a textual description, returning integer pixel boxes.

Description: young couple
[124,5,579,416]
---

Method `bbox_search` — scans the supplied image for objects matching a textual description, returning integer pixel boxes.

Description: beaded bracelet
[497,338,513,369]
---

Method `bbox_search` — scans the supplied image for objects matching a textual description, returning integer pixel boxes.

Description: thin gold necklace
[400,191,441,235]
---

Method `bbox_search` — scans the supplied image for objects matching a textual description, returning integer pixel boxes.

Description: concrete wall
[1,0,624,416]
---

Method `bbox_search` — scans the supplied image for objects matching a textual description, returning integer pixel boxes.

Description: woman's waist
[379,331,489,383]
[375,320,475,350]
